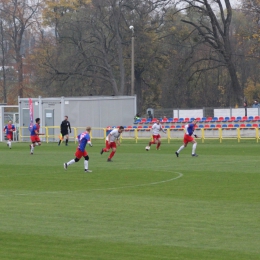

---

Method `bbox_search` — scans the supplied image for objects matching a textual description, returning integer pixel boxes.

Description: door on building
[45,109,54,142]
[22,109,30,142]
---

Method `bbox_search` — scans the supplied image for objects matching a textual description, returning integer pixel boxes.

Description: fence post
[201,128,204,143]
[237,128,240,143]
[103,128,106,143]
[45,127,48,143]
[134,129,138,143]
[72,127,77,143]
[218,128,221,143]
[219,128,222,143]
[167,129,170,143]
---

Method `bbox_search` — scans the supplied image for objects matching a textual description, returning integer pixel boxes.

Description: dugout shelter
[18,96,136,141]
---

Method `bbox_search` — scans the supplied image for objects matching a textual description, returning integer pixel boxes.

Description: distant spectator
[162,116,168,122]
[148,110,153,120]
[134,113,141,121]
[252,100,260,108]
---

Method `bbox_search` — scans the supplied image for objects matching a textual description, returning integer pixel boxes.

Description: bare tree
[176,0,243,104]
[37,0,127,95]
[123,0,173,111]
[0,0,42,98]
[241,0,260,15]
[0,19,8,103]
[36,0,173,106]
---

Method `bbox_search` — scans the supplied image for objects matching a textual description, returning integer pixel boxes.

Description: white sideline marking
[0,172,183,196]
[91,172,183,191]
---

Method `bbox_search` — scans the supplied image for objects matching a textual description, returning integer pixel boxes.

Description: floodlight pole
[130,26,135,96]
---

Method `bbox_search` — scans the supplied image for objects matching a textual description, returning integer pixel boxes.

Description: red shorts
[31,136,41,143]
[152,134,161,141]
[75,148,88,159]
[106,140,117,149]
[184,134,194,144]
[6,134,13,140]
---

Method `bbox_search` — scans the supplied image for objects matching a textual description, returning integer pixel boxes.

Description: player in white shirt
[146,119,166,150]
[100,126,124,161]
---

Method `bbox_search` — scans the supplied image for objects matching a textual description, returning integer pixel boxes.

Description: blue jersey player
[64,127,93,172]
[3,120,15,148]
[175,119,199,157]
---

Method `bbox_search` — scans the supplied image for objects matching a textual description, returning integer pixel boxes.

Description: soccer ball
[145,146,150,151]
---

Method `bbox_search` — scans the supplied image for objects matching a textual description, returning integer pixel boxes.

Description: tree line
[0,0,260,113]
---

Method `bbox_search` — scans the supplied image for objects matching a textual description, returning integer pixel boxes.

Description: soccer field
[0,140,259,260]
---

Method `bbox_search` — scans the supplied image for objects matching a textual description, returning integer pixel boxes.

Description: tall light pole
[129,25,135,96]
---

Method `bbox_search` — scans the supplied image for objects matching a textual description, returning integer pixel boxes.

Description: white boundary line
[0,172,183,196]
[90,172,183,191]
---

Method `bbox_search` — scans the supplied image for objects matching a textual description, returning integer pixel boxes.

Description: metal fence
[150,107,260,120]
[18,125,260,144]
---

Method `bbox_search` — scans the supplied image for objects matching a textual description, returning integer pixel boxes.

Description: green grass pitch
[0,139,259,260]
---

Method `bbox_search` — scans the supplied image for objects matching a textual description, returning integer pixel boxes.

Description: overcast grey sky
[228,0,240,8]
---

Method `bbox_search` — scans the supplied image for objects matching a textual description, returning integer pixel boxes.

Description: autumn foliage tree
[0,0,42,102]
[33,0,172,112]
[7,0,260,111]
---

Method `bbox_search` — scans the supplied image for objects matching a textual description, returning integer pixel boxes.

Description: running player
[146,119,166,150]
[100,126,124,162]
[30,118,43,155]
[3,120,15,149]
[64,127,93,172]
[175,119,198,157]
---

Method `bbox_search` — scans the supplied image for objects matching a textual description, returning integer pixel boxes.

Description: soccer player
[175,119,199,157]
[146,119,166,150]
[58,116,71,146]
[64,127,93,172]
[100,126,124,162]
[30,118,43,155]
[3,120,15,149]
